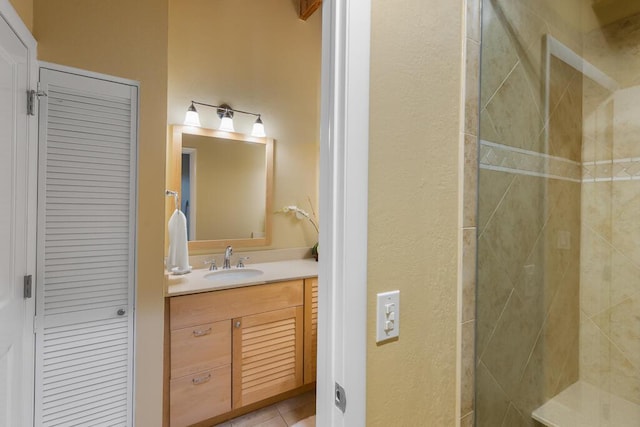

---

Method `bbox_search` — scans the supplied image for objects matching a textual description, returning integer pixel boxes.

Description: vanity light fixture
[184,100,267,137]
[184,102,201,127]
[252,116,266,138]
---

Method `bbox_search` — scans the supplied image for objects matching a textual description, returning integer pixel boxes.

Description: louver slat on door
[35,68,137,427]
[233,307,303,408]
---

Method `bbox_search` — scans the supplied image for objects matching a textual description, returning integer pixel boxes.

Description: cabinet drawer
[170,365,231,427]
[171,320,231,378]
[170,280,304,330]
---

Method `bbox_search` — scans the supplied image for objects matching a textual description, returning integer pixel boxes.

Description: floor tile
[281,402,316,426]
[230,405,280,427]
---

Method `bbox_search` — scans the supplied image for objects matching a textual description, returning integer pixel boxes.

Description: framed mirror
[167,125,274,252]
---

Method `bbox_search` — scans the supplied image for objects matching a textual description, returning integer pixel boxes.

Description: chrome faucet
[223,246,233,269]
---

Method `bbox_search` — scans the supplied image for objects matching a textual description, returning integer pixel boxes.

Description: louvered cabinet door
[35,67,137,426]
[232,306,303,409]
[303,278,318,384]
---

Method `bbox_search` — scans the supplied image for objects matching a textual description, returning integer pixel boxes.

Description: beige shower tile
[580,314,613,392]
[580,229,613,318]
[479,109,501,143]
[582,311,640,405]
[466,0,481,42]
[611,87,640,159]
[543,273,580,389]
[482,174,546,285]
[477,168,515,235]
[544,180,582,290]
[610,249,640,304]
[463,135,478,229]
[548,56,579,117]
[480,0,519,109]
[611,181,640,266]
[548,75,583,162]
[500,403,528,427]
[476,234,514,357]
[592,294,640,369]
[461,228,477,322]
[493,0,548,113]
[475,361,511,427]
[482,288,545,399]
[582,182,612,241]
[486,63,544,153]
[465,39,480,136]
[512,335,547,420]
[461,320,475,417]
[460,411,474,427]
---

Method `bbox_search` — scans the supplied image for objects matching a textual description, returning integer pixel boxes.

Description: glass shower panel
[476,1,640,426]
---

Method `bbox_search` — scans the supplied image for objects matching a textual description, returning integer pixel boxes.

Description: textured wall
[33,1,169,425]
[8,0,31,30]
[168,0,321,252]
[367,0,462,424]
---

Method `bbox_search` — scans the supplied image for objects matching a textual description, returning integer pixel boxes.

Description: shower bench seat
[532,380,640,427]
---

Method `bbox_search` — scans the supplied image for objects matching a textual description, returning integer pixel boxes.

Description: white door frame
[0,1,38,426]
[317,0,370,425]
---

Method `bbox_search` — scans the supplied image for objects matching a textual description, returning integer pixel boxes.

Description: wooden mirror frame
[167,125,274,253]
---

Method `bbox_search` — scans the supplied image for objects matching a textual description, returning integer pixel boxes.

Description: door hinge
[23,274,32,299]
[27,84,47,116]
[335,382,347,413]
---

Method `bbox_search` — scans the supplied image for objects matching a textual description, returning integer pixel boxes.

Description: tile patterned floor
[214,391,316,427]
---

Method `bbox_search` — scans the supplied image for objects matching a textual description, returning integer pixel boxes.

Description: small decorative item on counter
[279,197,319,261]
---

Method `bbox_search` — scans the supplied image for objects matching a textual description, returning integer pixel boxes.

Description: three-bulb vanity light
[184,101,266,137]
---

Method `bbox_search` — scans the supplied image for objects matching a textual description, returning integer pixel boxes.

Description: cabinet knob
[193,328,212,337]
[192,373,211,385]
[117,308,126,316]
[235,321,241,328]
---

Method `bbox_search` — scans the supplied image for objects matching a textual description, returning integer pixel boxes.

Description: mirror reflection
[169,125,274,251]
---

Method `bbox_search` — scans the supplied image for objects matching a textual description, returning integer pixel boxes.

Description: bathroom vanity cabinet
[166,277,317,427]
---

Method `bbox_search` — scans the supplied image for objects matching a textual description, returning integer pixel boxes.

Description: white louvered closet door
[35,67,138,427]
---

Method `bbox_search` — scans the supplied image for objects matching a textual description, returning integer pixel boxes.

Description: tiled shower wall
[579,14,640,406]
[462,1,640,426]
[475,0,584,423]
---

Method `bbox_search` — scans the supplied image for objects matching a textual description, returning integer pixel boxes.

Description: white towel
[167,209,190,273]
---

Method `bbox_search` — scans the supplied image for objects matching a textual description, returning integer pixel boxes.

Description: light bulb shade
[251,116,266,137]
[219,115,235,132]
[184,103,201,127]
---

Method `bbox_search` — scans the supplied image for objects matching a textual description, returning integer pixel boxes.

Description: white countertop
[165,258,318,297]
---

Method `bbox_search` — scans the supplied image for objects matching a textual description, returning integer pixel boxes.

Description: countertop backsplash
[187,247,313,271]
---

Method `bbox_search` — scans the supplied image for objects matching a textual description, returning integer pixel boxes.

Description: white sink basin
[203,268,263,284]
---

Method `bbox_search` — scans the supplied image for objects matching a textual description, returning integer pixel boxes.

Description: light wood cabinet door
[170,365,231,427]
[303,278,318,384]
[170,320,231,378]
[232,306,304,409]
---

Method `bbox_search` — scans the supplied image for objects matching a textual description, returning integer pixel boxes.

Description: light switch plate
[376,290,400,342]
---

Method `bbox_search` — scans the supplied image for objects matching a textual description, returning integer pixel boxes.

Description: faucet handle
[204,259,217,271]
[236,257,250,268]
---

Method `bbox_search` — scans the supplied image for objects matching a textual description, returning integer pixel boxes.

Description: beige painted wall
[168,0,321,252]
[8,0,32,30]
[367,0,462,424]
[32,1,168,425]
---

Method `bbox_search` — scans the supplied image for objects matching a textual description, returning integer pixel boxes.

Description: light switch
[376,290,400,342]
